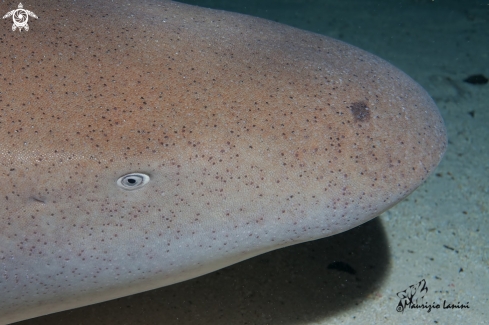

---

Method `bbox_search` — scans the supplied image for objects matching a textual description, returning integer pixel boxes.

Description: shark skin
[0,0,446,323]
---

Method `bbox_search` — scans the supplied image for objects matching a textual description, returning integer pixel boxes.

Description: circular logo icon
[2,3,38,32]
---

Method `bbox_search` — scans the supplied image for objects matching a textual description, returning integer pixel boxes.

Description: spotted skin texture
[0,0,446,323]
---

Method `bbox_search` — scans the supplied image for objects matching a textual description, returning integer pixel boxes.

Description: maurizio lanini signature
[396,279,469,313]
[2,3,38,31]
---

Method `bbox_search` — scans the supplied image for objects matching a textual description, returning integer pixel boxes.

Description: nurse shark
[0,0,446,323]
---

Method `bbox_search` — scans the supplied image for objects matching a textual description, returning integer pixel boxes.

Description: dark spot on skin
[350,101,370,122]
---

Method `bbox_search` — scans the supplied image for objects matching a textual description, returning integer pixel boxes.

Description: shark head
[0,0,446,322]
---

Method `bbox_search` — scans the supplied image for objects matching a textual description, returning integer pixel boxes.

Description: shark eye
[117,173,150,190]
